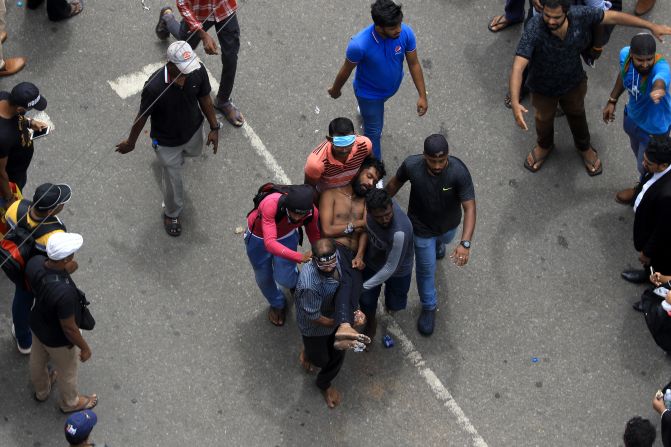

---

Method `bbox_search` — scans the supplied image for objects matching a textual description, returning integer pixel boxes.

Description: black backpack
[0,200,66,284]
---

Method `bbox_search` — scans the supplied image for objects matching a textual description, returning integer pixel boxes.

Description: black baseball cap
[424,134,449,156]
[9,82,47,111]
[33,183,72,211]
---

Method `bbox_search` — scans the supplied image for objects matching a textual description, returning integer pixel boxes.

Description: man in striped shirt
[155,0,244,127]
[295,238,367,409]
[304,117,373,193]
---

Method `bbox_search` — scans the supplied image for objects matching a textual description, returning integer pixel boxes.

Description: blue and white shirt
[294,258,341,337]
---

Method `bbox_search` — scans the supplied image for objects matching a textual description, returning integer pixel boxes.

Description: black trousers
[334,244,363,326]
[27,0,71,21]
[168,15,240,103]
[302,332,345,391]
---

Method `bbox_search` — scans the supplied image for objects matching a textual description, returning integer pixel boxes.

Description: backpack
[246,183,314,245]
[0,200,66,284]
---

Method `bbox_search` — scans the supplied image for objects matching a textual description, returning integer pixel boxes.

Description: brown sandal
[524,146,553,173]
[580,147,602,176]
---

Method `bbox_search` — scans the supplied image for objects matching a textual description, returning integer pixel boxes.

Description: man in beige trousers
[25,232,98,413]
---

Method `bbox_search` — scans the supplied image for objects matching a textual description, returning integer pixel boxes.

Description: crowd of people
[1,0,671,443]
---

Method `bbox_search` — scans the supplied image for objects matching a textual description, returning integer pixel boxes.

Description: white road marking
[107,62,164,99]
[108,64,488,445]
[381,314,489,447]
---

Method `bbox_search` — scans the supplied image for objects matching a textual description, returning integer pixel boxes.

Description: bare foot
[299,349,316,374]
[335,323,370,343]
[322,386,342,409]
[333,339,367,351]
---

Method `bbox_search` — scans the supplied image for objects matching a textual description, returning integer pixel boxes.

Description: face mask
[332,134,356,147]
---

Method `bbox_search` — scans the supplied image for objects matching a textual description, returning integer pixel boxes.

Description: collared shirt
[516,6,604,96]
[620,46,671,135]
[177,0,237,32]
[634,164,671,211]
[304,136,372,192]
[295,259,341,337]
[346,23,417,100]
[139,64,211,147]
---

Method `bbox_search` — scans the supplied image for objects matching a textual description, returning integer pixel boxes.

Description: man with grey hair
[25,232,98,413]
[116,41,221,237]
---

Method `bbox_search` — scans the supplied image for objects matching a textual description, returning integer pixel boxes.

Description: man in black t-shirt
[0,82,48,200]
[26,232,98,413]
[510,0,671,176]
[386,134,476,336]
[116,41,221,238]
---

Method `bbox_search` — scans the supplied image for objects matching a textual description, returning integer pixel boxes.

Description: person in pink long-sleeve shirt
[244,185,320,326]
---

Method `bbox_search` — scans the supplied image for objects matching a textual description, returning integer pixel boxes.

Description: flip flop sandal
[217,101,244,127]
[60,394,98,414]
[488,15,522,33]
[580,148,603,176]
[164,214,182,237]
[68,0,83,18]
[524,146,553,173]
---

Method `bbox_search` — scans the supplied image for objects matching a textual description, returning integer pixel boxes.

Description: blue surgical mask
[332,135,356,147]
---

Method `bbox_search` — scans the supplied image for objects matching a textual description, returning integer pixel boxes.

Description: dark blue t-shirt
[346,23,417,100]
[516,6,604,96]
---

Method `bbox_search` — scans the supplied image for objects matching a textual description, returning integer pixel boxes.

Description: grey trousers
[154,125,203,218]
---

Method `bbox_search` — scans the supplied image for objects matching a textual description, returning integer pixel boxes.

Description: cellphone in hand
[30,126,50,140]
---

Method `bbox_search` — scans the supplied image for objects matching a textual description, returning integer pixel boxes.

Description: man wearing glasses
[295,238,366,409]
[245,185,320,327]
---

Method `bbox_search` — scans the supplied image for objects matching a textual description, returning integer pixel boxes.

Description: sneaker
[155,6,172,40]
[11,324,31,355]
[436,242,446,260]
[417,309,436,336]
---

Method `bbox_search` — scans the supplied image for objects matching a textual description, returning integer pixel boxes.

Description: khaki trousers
[29,333,80,410]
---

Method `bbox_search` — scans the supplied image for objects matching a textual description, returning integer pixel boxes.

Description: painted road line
[381,314,489,447]
[108,62,164,99]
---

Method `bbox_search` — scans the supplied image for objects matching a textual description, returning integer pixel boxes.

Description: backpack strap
[32,219,66,239]
[16,200,32,230]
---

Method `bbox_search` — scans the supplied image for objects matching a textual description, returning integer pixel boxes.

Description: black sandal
[164,214,182,237]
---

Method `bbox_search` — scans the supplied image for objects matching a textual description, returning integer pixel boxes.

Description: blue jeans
[356,96,388,160]
[414,228,458,311]
[12,282,34,349]
[623,110,671,178]
[359,266,412,315]
[245,230,299,309]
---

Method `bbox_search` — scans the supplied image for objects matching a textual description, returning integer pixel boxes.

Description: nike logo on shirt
[442,187,452,191]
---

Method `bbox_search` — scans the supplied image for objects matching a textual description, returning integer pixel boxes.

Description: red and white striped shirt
[177,0,237,32]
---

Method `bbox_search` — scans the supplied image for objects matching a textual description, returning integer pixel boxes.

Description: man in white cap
[24,232,98,413]
[116,41,221,237]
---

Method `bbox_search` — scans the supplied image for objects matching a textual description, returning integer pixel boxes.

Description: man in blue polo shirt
[603,33,671,204]
[327,0,428,160]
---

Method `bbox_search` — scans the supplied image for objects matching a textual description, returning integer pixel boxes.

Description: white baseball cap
[167,41,201,75]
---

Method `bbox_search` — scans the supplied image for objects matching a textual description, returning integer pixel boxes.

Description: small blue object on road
[383,335,394,348]
[531,357,539,363]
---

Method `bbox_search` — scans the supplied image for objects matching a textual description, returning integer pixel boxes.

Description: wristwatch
[210,121,223,131]
[460,240,471,249]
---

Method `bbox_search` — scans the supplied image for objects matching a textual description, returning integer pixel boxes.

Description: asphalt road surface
[1,0,671,445]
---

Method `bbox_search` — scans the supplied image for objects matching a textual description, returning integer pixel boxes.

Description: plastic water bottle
[664,389,671,410]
